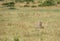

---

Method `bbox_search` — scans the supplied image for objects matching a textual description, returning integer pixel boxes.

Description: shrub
[40,0,56,6]
[0,0,4,1]
[57,2,60,4]
[57,0,60,4]
[14,38,19,41]
[15,0,24,3]
[2,2,15,7]
[9,2,15,6]
[2,3,9,7]
[9,7,16,9]
[31,5,37,8]
[38,4,42,7]
[24,4,29,7]
[2,2,15,9]
[24,0,34,3]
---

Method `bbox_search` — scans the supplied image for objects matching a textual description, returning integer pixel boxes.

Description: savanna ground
[0,6,60,41]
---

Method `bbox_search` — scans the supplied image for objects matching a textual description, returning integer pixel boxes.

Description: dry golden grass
[0,7,60,41]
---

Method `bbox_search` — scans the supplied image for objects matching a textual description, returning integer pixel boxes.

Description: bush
[31,5,37,8]
[2,2,15,7]
[2,3,9,7]
[24,0,34,3]
[2,2,15,9]
[15,0,24,3]
[57,0,60,4]
[24,4,29,7]
[9,2,15,6]
[57,2,60,4]
[14,38,19,41]
[9,7,16,9]
[40,0,56,6]
[38,4,42,7]
[0,0,4,1]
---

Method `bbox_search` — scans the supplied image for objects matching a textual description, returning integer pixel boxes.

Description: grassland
[0,7,60,41]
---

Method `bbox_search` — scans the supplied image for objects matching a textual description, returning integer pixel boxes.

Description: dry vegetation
[0,7,60,41]
[0,0,60,8]
[0,0,60,41]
